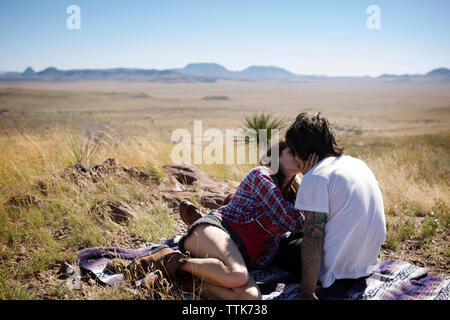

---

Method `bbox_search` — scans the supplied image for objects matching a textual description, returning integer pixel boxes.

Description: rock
[18,245,26,256]
[157,175,186,193]
[62,158,152,185]
[27,282,40,290]
[124,166,150,181]
[4,195,44,208]
[107,201,137,223]
[160,193,184,209]
[90,200,137,224]
[199,191,228,210]
[157,163,239,211]
[36,271,48,282]
[161,163,239,193]
[53,227,70,240]
[162,164,239,190]
[162,163,214,186]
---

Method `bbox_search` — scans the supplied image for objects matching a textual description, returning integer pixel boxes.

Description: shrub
[243,112,286,143]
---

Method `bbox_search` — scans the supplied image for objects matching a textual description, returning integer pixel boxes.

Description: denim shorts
[178,214,250,266]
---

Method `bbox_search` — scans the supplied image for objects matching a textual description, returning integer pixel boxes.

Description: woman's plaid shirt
[211,166,305,267]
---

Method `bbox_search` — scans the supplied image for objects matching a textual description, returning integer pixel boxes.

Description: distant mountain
[176,63,232,78]
[238,66,295,79]
[376,68,450,83]
[174,63,296,80]
[424,68,450,81]
[0,65,448,83]
[0,66,215,83]
[23,67,36,75]
[378,74,400,79]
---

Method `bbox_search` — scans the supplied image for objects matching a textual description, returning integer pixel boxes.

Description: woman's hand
[299,153,319,175]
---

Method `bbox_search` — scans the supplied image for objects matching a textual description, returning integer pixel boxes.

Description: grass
[0,268,35,300]
[342,132,449,218]
[338,132,449,253]
[383,199,447,251]
[243,112,287,143]
[0,132,178,299]
[384,216,418,250]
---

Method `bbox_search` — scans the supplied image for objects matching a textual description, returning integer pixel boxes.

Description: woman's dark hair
[259,139,298,204]
[224,139,299,206]
[285,112,344,161]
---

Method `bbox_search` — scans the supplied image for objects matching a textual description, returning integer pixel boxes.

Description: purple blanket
[76,238,449,300]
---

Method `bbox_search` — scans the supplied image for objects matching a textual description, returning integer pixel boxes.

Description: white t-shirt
[295,155,386,288]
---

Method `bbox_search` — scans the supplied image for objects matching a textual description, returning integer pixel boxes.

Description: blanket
[76,237,449,300]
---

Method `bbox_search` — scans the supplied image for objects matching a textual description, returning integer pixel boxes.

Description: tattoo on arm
[303,210,326,237]
[300,210,327,294]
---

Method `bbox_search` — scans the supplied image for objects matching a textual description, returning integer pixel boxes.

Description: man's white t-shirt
[295,155,386,288]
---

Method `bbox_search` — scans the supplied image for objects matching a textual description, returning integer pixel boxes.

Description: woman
[128,140,318,299]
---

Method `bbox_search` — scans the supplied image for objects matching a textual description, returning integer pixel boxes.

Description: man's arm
[295,210,327,300]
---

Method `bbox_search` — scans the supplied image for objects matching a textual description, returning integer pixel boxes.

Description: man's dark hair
[285,112,344,161]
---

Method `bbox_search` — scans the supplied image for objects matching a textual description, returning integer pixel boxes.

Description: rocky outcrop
[62,158,156,185]
[61,159,239,222]
[7,160,239,225]
[159,163,239,210]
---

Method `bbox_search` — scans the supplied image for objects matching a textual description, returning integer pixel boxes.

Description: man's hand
[298,153,319,175]
[294,291,319,300]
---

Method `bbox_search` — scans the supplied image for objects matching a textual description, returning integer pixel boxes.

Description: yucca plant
[64,124,120,166]
[243,112,287,143]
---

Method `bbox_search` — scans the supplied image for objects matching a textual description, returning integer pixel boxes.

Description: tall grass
[341,132,449,251]
[343,132,449,218]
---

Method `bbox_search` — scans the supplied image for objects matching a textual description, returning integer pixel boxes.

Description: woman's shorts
[178,214,250,266]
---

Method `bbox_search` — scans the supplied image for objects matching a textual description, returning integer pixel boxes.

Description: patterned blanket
[76,237,449,300]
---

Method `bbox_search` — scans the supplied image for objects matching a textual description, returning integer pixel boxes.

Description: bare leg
[179,224,261,300]
[199,274,261,300]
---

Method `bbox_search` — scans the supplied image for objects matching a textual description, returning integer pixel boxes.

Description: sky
[0,0,449,76]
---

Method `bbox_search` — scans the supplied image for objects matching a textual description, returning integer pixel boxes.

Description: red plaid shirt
[211,166,304,267]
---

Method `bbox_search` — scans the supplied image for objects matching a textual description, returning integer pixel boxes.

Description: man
[285,112,386,300]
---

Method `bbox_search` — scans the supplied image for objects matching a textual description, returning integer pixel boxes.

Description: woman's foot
[179,199,203,226]
[126,246,188,282]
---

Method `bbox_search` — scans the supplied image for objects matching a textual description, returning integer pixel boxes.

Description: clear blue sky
[0,0,449,76]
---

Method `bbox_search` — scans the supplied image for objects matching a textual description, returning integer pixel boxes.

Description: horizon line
[2,63,449,79]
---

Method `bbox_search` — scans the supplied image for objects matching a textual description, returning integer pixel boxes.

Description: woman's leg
[179,224,261,300]
[199,273,261,300]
